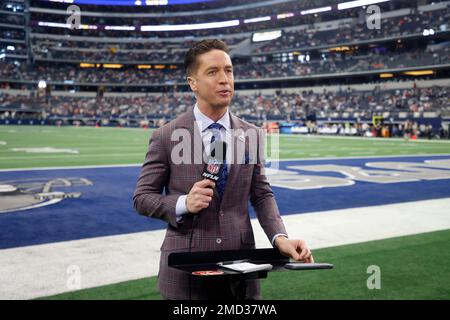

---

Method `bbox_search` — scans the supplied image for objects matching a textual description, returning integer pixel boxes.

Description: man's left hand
[274,236,314,263]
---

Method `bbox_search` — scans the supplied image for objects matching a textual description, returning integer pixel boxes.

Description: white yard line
[0,153,145,160]
[0,163,142,172]
[0,198,449,300]
[280,134,450,144]
[268,153,450,162]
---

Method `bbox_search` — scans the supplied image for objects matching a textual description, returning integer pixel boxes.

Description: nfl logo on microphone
[207,160,220,175]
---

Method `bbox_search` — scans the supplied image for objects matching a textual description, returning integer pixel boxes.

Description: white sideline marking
[1,154,450,172]
[10,147,79,154]
[0,198,449,300]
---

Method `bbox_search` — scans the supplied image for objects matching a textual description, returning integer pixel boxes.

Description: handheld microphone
[202,141,227,182]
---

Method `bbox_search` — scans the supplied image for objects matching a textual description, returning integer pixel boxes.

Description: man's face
[187,49,234,109]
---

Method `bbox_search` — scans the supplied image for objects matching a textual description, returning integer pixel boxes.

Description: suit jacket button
[216,238,222,244]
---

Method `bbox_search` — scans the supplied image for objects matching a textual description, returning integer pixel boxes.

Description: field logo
[267,159,450,190]
[0,177,93,214]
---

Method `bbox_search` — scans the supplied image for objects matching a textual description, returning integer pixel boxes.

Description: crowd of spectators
[31,37,244,62]
[1,85,448,121]
[0,13,24,25]
[0,29,24,40]
[27,1,415,38]
[2,46,447,84]
[255,7,450,53]
[24,6,450,65]
[33,48,187,63]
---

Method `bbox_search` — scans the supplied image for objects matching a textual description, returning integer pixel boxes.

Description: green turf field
[1,125,450,169]
[40,229,450,300]
[1,125,450,300]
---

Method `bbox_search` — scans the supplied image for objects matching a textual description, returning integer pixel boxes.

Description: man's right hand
[186,179,215,214]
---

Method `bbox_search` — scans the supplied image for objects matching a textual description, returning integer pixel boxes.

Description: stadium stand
[1,0,449,138]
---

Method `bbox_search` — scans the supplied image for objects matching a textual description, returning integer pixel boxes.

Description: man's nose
[218,70,229,84]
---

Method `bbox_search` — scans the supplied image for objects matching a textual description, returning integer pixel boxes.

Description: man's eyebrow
[204,65,233,72]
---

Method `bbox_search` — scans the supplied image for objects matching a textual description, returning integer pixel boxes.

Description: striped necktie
[207,122,228,199]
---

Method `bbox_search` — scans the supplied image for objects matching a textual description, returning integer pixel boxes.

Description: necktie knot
[208,122,223,144]
[207,122,224,131]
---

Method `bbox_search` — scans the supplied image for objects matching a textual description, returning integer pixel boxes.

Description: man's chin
[212,99,231,109]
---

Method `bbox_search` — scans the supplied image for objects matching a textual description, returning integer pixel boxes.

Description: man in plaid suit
[133,39,313,300]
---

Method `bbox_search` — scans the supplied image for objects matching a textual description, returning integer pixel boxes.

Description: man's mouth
[218,90,231,96]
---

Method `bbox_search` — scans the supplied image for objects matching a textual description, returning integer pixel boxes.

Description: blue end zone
[1,155,450,249]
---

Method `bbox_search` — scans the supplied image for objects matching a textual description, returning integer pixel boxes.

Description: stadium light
[277,13,295,19]
[80,63,95,68]
[403,70,435,76]
[252,30,282,42]
[301,6,332,15]
[328,46,352,52]
[38,22,69,28]
[103,64,123,68]
[105,26,136,31]
[38,80,47,89]
[141,20,239,31]
[146,0,168,4]
[423,29,435,36]
[337,0,390,10]
[6,46,15,51]
[38,21,97,30]
[244,16,271,24]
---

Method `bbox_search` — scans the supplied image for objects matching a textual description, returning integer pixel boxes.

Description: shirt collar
[193,103,230,132]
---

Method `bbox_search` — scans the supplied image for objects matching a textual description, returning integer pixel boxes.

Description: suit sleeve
[133,129,180,228]
[250,128,288,243]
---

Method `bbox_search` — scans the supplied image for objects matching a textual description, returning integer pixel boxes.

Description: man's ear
[187,76,197,92]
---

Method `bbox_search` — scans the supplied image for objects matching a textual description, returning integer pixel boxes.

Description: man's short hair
[184,39,230,76]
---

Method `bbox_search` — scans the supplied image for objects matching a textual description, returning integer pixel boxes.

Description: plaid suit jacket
[133,107,287,300]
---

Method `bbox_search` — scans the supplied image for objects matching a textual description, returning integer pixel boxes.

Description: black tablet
[284,263,334,270]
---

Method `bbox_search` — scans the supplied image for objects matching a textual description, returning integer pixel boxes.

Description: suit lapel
[175,108,204,179]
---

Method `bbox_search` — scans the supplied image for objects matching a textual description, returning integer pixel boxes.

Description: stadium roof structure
[38,0,214,6]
